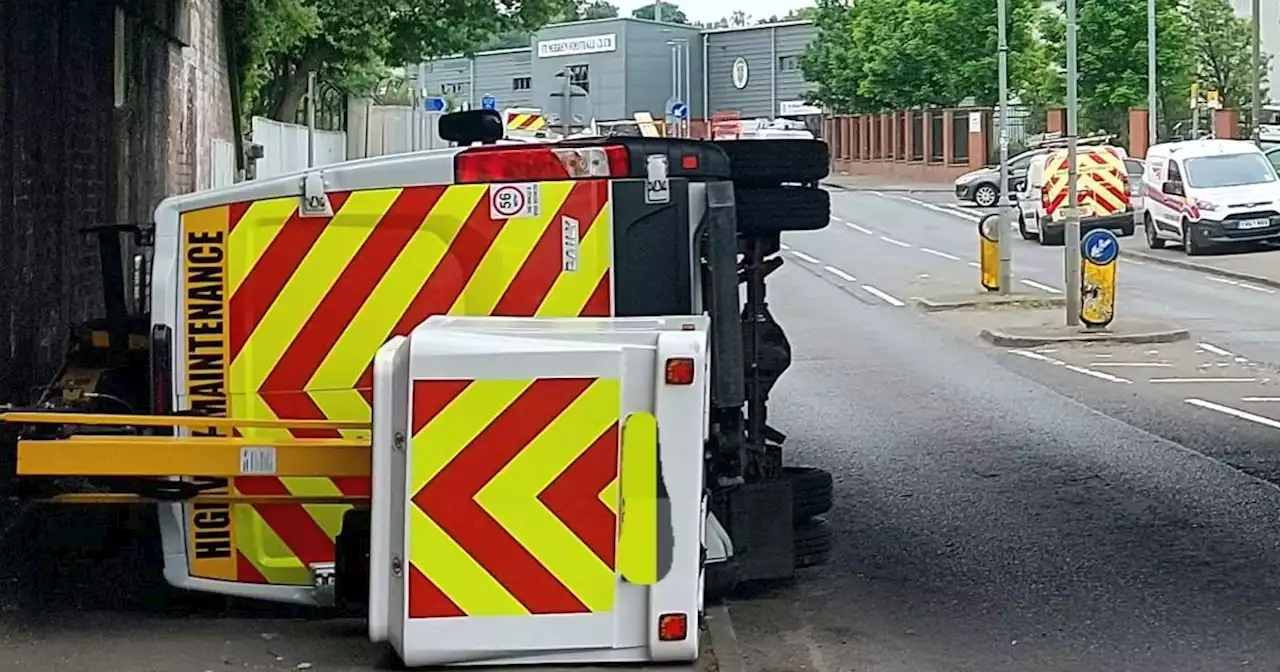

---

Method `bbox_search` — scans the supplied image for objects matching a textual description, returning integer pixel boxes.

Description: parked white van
[1142,139,1280,255]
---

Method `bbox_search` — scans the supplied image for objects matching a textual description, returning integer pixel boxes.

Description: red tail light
[150,324,173,416]
[455,144,629,184]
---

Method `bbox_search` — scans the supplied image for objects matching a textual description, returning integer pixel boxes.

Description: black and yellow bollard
[1080,228,1118,328]
[979,214,1001,292]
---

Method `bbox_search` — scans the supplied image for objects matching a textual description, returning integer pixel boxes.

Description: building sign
[537,33,617,58]
[732,57,749,89]
[779,100,821,116]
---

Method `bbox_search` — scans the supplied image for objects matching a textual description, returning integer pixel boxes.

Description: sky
[612,0,814,25]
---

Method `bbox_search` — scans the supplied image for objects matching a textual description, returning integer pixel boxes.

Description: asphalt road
[10,189,1280,670]
[726,190,1280,671]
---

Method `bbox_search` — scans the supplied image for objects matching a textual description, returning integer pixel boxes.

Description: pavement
[16,181,1280,669]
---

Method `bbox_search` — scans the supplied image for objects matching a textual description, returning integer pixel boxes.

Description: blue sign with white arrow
[481,94,497,110]
[1082,229,1119,266]
[425,96,446,112]
[669,100,688,119]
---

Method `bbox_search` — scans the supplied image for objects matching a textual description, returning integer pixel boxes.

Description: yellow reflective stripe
[231,190,397,438]
[227,197,296,297]
[537,202,612,317]
[476,378,619,612]
[599,478,619,515]
[310,185,482,396]
[410,379,532,496]
[617,411,658,586]
[234,503,307,581]
[280,477,346,540]
[409,505,527,615]
[451,182,572,315]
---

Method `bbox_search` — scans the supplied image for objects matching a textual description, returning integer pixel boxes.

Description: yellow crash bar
[18,437,370,477]
[0,411,369,431]
[43,493,370,507]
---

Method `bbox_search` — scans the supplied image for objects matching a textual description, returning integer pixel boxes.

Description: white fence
[346,100,449,159]
[251,116,347,179]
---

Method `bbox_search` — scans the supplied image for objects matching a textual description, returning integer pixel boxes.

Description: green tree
[580,0,619,19]
[1038,0,1195,138]
[1187,0,1271,119]
[632,2,690,24]
[801,0,1054,113]
[229,0,575,122]
[759,7,817,24]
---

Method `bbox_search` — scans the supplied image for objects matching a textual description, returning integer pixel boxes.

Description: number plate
[1238,218,1271,230]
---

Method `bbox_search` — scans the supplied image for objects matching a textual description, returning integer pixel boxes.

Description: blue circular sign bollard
[1081,229,1119,266]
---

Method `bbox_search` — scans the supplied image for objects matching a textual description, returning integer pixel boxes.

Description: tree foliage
[631,2,689,24]
[801,0,1053,114]
[1186,0,1271,116]
[228,0,577,122]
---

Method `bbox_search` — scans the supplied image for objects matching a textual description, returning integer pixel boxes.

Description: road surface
[7,189,1280,670]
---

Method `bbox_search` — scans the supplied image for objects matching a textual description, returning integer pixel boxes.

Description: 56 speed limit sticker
[489,183,541,219]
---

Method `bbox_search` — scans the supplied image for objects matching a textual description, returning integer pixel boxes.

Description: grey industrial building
[416,17,820,126]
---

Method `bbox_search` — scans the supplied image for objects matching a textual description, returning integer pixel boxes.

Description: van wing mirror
[1162,180,1184,197]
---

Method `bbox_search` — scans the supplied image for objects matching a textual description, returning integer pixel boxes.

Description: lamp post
[1147,0,1157,148]
[1064,0,1081,325]
[1252,0,1262,144]
[996,0,1012,294]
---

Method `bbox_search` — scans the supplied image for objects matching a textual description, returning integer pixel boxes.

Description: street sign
[425,96,446,112]
[671,103,688,120]
[1082,229,1118,266]
[481,94,497,110]
[1080,228,1118,328]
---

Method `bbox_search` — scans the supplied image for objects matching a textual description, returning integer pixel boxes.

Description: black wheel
[1182,220,1209,256]
[1037,219,1064,246]
[1119,216,1135,237]
[1144,213,1165,249]
[735,186,830,234]
[794,519,832,569]
[972,183,999,208]
[1018,212,1036,240]
[714,139,829,186]
[784,466,833,522]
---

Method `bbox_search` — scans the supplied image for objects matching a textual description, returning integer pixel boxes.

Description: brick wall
[0,0,235,405]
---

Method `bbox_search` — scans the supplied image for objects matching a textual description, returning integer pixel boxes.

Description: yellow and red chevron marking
[506,113,547,131]
[407,377,621,618]
[183,179,614,586]
[1044,148,1129,218]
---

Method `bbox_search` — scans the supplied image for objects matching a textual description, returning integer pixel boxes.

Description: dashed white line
[824,266,857,282]
[1019,278,1062,293]
[1241,397,1280,402]
[968,261,981,268]
[1009,349,1132,383]
[1064,364,1134,384]
[1091,362,1173,368]
[920,247,961,261]
[1185,398,1280,430]
[779,243,792,251]
[886,194,982,221]
[846,222,874,235]
[1238,282,1275,294]
[1150,377,1258,384]
[879,235,912,248]
[790,250,821,264]
[1198,342,1235,357]
[1208,276,1237,286]
[861,284,905,307]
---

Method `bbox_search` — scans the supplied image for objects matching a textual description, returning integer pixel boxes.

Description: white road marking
[879,235,912,248]
[790,250,821,264]
[968,261,981,268]
[867,190,884,197]
[1091,362,1172,368]
[1241,397,1280,402]
[824,266,857,282]
[779,243,792,251]
[1009,349,1131,383]
[846,222,875,235]
[1198,342,1234,357]
[1185,398,1280,430]
[1150,377,1258,384]
[892,194,981,221]
[1239,282,1275,294]
[861,284,905,306]
[1208,276,1236,286]
[830,216,845,224]
[1126,258,1146,265]
[920,247,961,261]
[1064,365,1134,384]
[1019,279,1062,293]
